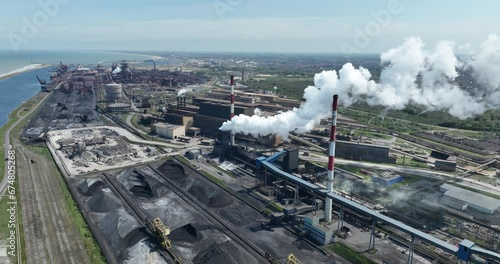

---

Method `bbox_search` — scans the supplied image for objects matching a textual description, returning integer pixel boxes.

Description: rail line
[102,173,182,263]
[149,162,272,263]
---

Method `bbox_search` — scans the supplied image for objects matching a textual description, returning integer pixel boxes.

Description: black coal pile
[157,161,188,181]
[97,208,148,260]
[87,189,121,213]
[118,168,168,199]
[219,206,258,227]
[187,179,233,208]
[78,178,105,196]
[193,241,260,264]
[169,223,203,244]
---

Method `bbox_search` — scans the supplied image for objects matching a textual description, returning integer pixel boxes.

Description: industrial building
[186,149,201,160]
[152,123,185,139]
[335,141,391,163]
[371,172,404,187]
[198,101,254,120]
[440,184,500,214]
[435,159,457,172]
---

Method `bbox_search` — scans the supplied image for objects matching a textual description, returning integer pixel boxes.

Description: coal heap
[187,179,233,208]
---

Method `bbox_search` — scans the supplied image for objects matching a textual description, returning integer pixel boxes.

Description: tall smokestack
[325,94,338,222]
[230,75,235,145]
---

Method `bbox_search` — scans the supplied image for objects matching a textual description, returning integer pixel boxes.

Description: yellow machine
[287,253,302,264]
[148,218,183,263]
[152,218,172,249]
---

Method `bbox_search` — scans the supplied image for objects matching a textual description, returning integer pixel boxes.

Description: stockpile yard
[74,166,263,264]
[71,159,334,264]
[23,89,101,140]
[76,176,166,264]
[152,160,333,263]
[46,127,161,175]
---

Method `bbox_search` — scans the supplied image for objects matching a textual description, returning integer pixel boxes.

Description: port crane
[36,75,48,91]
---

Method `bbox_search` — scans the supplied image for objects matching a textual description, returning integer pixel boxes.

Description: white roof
[442,184,500,211]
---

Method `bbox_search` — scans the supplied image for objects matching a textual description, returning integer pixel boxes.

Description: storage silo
[105,83,123,102]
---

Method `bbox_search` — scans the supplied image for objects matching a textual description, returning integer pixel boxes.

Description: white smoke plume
[112,66,122,74]
[220,35,500,139]
[177,88,188,97]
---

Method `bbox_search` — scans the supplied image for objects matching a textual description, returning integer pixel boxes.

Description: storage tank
[105,83,123,102]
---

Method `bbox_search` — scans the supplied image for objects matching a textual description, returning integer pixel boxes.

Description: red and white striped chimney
[230,75,235,145]
[325,94,338,222]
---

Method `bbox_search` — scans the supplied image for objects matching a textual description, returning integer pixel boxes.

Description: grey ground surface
[17,143,90,264]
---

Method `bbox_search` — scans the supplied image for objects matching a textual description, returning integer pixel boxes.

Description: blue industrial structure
[256,152,500,263]
[370,173,404,187]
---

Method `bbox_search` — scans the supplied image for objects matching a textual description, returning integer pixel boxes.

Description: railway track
[149,162,272,263]
[102,173,182,263]
[388,234,452,264]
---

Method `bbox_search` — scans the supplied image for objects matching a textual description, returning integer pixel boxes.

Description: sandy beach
[0,64,50,81]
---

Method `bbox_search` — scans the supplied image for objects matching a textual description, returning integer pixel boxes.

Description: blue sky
[1,0,499,53]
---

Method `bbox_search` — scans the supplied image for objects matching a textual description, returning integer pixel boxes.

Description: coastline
[0,64,50,81]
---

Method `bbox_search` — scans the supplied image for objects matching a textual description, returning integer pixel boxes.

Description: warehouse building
[440,184,500,214]
[335,141,391,163]
[152,123,185,139]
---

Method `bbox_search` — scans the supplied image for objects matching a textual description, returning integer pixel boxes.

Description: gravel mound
[187,179,233,208]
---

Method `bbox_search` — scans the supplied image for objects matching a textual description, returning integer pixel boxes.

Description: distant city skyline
[1,0,499,53]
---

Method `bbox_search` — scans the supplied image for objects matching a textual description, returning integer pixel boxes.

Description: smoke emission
[220,35,500,139]
[177,88,188,97]
[112,66,122,74]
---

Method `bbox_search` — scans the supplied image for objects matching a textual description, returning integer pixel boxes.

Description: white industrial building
[440,184,500,214]
[152,123,185,139]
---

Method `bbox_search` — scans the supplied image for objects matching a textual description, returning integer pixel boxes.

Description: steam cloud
[220,35,500,139]
[177,88,188,97]
[112,66,122,74]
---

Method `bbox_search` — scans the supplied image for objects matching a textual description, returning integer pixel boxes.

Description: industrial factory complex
[11,58,500,264]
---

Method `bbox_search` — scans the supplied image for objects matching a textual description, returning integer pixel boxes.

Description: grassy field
[352,130,393,140]
[396,156,429,168]
[243,76,313,100]
[0,100,38,184]
[326,242,377,264]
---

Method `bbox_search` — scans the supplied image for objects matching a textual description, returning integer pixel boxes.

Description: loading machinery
[147,218,184,264]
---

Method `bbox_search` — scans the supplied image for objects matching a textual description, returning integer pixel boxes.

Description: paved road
[125,113,147,135]
[0,93,49,197]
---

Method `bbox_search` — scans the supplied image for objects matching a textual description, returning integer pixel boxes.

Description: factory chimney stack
[325,94,338,222]
[230,75,235,145]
